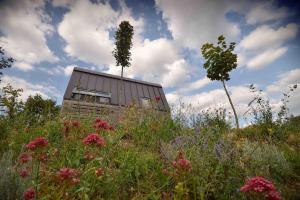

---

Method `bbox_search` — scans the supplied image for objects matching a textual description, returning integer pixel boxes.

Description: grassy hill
[0,105,299,200]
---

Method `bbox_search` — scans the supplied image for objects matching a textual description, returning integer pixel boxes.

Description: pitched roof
[63,67,169,111]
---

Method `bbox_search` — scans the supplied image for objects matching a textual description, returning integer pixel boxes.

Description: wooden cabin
[61,67,169,118]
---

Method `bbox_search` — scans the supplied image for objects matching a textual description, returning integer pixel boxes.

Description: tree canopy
[113,21,134,68]
[201,35,237,81]
[0,47,14,82]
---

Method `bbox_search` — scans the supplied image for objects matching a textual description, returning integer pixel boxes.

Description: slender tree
[201,35,239,129]
[0,46,14,82]
[113,21,134,107]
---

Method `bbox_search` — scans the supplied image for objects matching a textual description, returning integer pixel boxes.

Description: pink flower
[93,118,114,131]
[19,168,29,178]
[83,133,105,147]
[25,137,48,150]
[240,176,281,200]
[57,167,79,181]
[19,153,31,164]
[23,188,35,200]
[95,168,104,176]
[155,96,161,101]
[172,152,192,172]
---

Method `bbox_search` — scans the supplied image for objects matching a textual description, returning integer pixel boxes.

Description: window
[71,87,111,105]
[96,96,110,104]
[141,98,151,108]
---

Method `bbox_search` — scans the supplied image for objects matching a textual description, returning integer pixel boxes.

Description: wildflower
[95,168,104,176]
[19,153,31,164]
[172,152,192,172]
[19,168,29,178]
[93,118,114,131]
[83,133,105,147]
[71,178,80,185]
[155,96,161,101]
[72,120,80,127]
[83,151,95,160]
[37,153,48,162]
[240,176,281,200]
[57,167,79,181]
[23,188,35,200]
[25,137,48,150]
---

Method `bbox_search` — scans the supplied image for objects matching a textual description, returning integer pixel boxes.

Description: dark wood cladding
[63,67,169,111]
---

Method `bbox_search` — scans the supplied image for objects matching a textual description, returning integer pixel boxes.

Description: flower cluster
[57,167,80,184]
[172,152,192,172]
[25,137,48,150]
[19,168,30,178]
[154,96,161,101]
[23,188,35,200]
[240,176,281,200]
[95,167,104,177]
[93,118,113,131]
[63,120,81,135]
[19,153,31,164]
[83,133,105,146]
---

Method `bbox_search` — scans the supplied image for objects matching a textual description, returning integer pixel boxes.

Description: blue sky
[0,0,299,124]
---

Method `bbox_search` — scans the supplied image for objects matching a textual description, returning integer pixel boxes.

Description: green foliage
[23,94,60,126]
[1,84,23,120]
[0,151,26,199]
[201,35,237,81]
[0,101,299,199]
[113,21,134,68]
[201,35,239,129]
[0,46,14,82]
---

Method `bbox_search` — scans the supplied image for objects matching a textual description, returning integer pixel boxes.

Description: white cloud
[247,47,288,70]
[64,65,75,76]
[1,75,60,101]
[240,24,298,51]
[239,23,298,69]
[267,68,300,93]
[105,38,192,88]
[167,85,257,118]
[0,0,58,71]
[57,0,144,68]
[245,1,289,24]
[177,77,211,93]
[155,0,241,49]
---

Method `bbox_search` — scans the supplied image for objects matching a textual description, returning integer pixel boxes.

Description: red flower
[19,168,29,178]
[172,152,192,171]
[155,96,161,101]
[95,168,104,176]
[57,167,79,181]
[19,153,31,164]
[72,120,80,127]
[83,133,105,147]
[93,118,114,131]
[23,188,35,200]
[25,137,48,150]
[240,176,281,200]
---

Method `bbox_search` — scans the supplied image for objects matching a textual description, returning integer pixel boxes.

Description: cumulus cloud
[1,75,60,101]
[238,23,298,69]
[105,37,192,88]
[0,0,58,71]
[57,0,143,68]
[240,24,298,51]
[247,47,288,70]
[166,85,256,118]
[267,68,300,93]
[155,0,241,49]
[245,1,289,24]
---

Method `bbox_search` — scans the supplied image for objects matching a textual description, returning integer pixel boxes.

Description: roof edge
[73,67,163,88]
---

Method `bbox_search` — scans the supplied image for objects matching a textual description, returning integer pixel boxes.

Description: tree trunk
[221,79,239,129]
